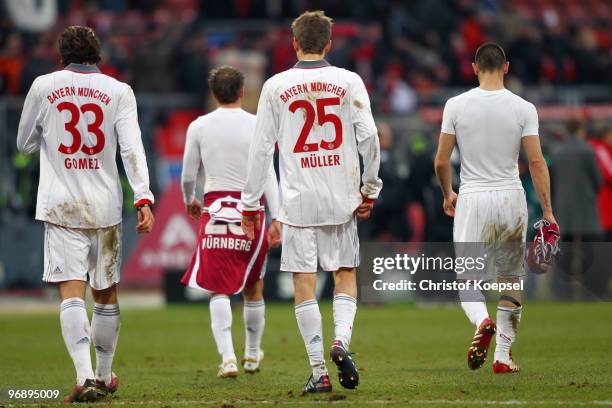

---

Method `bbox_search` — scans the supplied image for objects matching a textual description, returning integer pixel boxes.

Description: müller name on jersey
[300,153,340,169]
[46,86,112,106]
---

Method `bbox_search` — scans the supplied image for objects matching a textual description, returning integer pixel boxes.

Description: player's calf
[494,295,522,370]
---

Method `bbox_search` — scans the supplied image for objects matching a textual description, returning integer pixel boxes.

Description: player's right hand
[268,219,281,248]
[186,199,202,220]
[241,212,260,241]
[442,191,458,217]
[136,206,155,234]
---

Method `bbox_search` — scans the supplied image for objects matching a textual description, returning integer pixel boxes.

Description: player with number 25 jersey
[241,11,382,394]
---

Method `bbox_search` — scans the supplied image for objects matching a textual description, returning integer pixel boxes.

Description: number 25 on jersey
[290,97,343,153]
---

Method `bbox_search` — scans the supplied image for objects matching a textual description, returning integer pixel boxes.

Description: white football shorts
[454,189,527,279]
[43,222,122,290]
[280,216,360,272]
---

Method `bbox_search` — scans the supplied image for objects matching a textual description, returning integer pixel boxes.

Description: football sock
[295,299,327,379]
[243,300,265,359]
[461,301,489,330]
[459,287,489,329]
[494,305,522,364]
[210,295,236,363]
[60,298,95,385]
[333,293,357,348]
[91,303,121,384]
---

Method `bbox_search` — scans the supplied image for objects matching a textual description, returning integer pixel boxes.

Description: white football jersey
[181,107,279,217]
[242,59,383,227]
[17,63,154,228]
[441,87,539,194]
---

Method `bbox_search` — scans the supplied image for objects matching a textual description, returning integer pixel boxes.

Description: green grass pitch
[1,302,610,407]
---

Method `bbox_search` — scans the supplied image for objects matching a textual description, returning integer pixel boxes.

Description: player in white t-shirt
[435,43,558,374]
[16,26,155,402]
[180,66,280,378]
[241,11,382,393]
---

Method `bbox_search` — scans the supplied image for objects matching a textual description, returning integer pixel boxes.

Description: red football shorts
[181,191,267,295]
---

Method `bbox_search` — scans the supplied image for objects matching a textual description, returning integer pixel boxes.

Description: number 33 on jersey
[17,63,154,228]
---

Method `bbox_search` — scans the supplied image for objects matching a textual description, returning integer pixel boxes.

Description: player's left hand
[442,191,458,217]
[241,212,260,241]
[268,219,281,248]
[186,199,202,220]
[136,205,155,233]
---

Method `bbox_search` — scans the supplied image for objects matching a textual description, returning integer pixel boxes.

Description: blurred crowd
[2,0,612,112]
[0,1,610,296]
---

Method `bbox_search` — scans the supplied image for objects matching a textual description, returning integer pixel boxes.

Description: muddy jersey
[17,63,154,228]
[241,59,383,227]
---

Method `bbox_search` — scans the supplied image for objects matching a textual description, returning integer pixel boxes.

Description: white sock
[459,286,488,329]
[60,298,95,385]
[210,295,236,363]
[494,305,522,364]
[295,299,327,379]
[461,301,489,329]
[243,300,265,359]
[333,293,357,349]
[91,303,121,384]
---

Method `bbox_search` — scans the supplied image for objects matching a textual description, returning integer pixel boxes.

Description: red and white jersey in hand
[242,59,383,227]
[16,63,154,228]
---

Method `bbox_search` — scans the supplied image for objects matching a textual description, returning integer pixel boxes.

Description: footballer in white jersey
[16,26,155,402]
[180,66,280,378]
[434,43,558,375]
[241,11,382,393]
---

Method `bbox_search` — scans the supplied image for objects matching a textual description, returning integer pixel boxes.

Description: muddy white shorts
[280,216,360,272]
[454,189,527,279]
[43,222,122,290]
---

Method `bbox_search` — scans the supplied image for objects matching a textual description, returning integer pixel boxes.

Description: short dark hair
[291,10,333,54]
[208,66,244,104]
[474,42,507,72]
[58,26,101,66]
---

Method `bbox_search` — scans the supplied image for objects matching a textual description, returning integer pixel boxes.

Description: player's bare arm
[522,135,557,225]
[434,132,458,217]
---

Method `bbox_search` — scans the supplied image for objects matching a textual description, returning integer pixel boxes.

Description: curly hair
[58,26,101,66]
